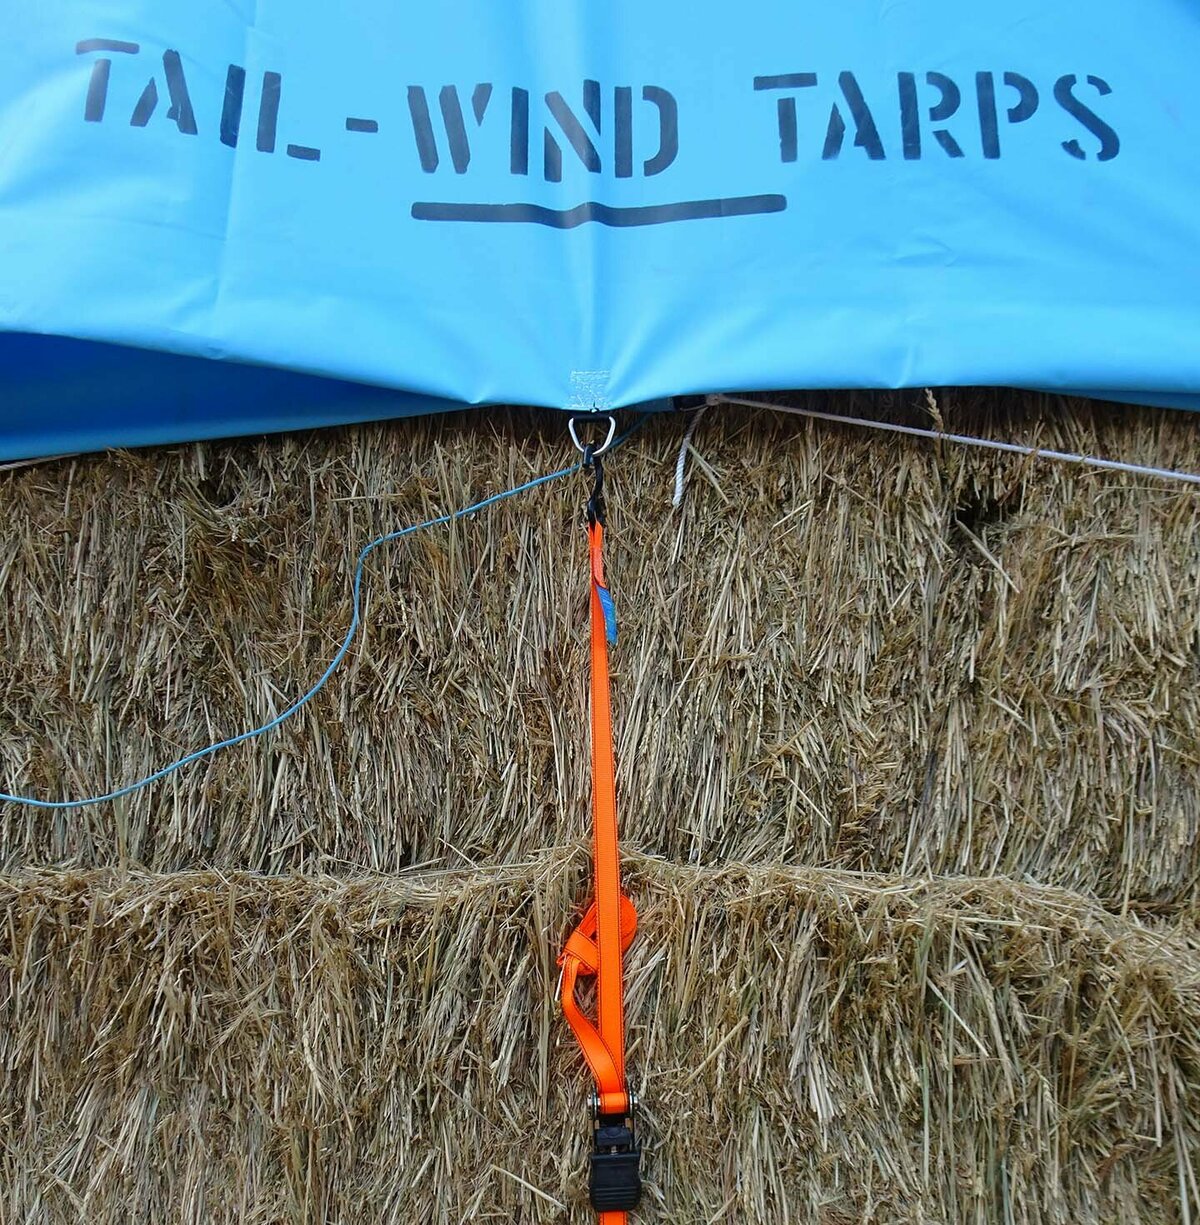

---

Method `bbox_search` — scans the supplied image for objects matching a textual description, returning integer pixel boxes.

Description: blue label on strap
[596,584,618,645]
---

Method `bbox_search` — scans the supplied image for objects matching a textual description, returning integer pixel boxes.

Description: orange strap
[558,520,638,1224]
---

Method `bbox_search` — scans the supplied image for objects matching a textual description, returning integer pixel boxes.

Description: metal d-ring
[568,414,617,458]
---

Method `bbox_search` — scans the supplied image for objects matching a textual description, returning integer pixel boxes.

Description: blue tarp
[1,3,1198,458]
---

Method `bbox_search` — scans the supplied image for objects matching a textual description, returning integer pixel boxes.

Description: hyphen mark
[76,38,140,54]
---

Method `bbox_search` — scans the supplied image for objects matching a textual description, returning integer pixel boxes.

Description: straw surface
[2,858,1198,1224]
[1,391,1198,1221]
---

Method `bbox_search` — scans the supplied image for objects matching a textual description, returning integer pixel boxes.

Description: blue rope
[1,420,642,811]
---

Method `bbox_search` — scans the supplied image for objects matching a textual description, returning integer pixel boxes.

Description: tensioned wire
[716,394,1200,486]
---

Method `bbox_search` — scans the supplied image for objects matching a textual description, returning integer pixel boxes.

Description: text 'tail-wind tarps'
[1,2,1198,457]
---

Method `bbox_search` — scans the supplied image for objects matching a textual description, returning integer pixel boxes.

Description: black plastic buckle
[589,1091,642,1213]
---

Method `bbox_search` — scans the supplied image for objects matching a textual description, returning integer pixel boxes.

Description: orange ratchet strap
[558,422,642,1222]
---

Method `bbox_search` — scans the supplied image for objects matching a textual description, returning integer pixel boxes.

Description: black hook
[583,444,606,527]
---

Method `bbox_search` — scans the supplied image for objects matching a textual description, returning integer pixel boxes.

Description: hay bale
[1,390,1199,1221]
[0,395,1197,908]
[0,859,1196,1223]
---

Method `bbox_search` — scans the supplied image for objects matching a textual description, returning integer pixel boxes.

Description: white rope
[672,404,709,507]
[714,394,1200,488]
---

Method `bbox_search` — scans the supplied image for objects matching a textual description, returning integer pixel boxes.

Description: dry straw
[0,390,1198,1221]
[2,858,1197,1223]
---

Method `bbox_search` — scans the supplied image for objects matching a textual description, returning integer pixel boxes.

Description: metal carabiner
[568,414,617,458]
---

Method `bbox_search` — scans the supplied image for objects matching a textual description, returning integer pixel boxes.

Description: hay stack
[1,393,1198,1221]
